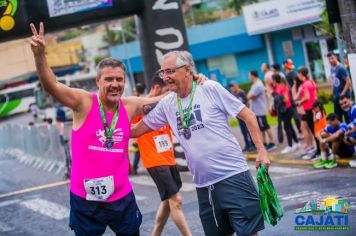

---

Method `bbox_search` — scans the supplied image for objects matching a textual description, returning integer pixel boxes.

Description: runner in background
[136,72,192,236]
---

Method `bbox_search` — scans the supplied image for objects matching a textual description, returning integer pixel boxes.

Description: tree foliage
[103,16,137,46]
[227,0,258,15]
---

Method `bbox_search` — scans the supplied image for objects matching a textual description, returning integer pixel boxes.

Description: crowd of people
[227,52,356,169]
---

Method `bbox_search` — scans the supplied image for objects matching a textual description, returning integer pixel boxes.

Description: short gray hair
[96,57,126,76]
[163,50,195,69]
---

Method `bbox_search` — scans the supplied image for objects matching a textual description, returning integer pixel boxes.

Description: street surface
[1,113,356,235]
[0,154,356,236]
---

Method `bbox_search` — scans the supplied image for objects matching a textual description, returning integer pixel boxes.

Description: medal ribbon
[97,94,119,139]
[177,81,197,129]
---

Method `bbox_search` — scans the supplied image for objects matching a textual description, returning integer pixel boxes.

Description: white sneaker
[302,154,313,160]
[281,146,293,154]
[349,160,356,168]
[292,143,301,151]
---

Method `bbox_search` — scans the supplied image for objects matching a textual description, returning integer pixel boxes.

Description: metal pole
[334,23,345,62]
[264,34,274,65]
[121,30,135,89]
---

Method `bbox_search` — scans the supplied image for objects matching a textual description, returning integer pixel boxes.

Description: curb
[245,153,352,166]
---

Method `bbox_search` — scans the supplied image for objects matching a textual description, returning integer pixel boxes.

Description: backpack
[272,92,286,114]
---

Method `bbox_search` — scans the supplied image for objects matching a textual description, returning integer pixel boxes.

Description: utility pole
[337,0,356,99]
[338,0,356,53]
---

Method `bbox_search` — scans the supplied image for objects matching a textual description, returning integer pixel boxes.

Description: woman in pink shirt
[296,66,318,157]
[272,74,300,154]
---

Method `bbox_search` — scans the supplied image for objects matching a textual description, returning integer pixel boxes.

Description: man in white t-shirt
[131,51,270,236]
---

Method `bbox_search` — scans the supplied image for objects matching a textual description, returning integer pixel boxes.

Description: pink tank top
[70,93,132,202]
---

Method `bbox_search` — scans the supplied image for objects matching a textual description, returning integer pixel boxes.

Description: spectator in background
[29,103,39,123]
[327,52,351,123]
[134,82,145,96]
[261,63,274,96]
[283,59,302,135]
[272,73,300,154]
[296,66,317,157]
[339,95,356,126]
[56,106,66,122]
[248,70,276,151]
[229,82,256,152]
[311,100,327,162]
[315,113,355,169]
[339,95,356,166]
[271,64,287,83]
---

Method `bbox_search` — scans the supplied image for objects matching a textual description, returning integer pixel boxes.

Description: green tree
[227,0,258,15]
[103,17,137,46]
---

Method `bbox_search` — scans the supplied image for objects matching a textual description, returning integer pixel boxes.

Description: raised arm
[30,22,89,111]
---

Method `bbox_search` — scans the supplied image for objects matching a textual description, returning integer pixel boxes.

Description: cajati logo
[0,0,17,31]
[294,197,351,231]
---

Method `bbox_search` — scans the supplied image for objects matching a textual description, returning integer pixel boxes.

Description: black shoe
[247,146,257,153]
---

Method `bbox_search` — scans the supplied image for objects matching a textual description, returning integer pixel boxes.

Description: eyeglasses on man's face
[158,65,186,79]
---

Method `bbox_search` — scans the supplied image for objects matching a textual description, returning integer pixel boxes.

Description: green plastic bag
[256,165,283,226]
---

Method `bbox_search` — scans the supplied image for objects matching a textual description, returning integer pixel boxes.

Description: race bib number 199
[84,176,114,201]
[153,134,172,153]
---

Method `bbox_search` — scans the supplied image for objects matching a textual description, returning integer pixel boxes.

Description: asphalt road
[0,153,356,236]
[1,112,356,235]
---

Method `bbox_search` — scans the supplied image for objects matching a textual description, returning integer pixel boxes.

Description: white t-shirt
[143,80,249,188]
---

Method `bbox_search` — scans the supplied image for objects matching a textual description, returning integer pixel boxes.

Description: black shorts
[328,140,355,158]
[69,191,142,236]
[147,165,182,201]
[197,171,264,236]
[256,115,270,131]
[302,109,314,133]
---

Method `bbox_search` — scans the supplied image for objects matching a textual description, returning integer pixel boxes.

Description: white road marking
[280,191,319,201]
[135,195,147,201]
[20,198,69,220]
[0,199,21,208]
[268,166,305,174]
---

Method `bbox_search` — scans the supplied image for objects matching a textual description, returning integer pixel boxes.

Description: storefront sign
[242,0,324,35]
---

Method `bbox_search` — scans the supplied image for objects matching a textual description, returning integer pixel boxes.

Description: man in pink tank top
[29,23,169,236]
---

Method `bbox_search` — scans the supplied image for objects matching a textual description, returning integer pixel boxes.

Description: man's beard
[342,107,351,112]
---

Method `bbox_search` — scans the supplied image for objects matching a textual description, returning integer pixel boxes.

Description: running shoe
[302,154,313,160]
[281,146,292,154]
[266,143,277,151]
[304,152,321,161]
[349,160,356,168]
[313,160,326,169]
[324,160,337,169]
[302,146,315,155]
[291,143,301,151]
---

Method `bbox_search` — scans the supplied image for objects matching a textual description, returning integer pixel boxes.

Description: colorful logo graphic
[0,0,17,31]
[294,197,351,231]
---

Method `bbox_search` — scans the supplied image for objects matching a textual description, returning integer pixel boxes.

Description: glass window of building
[207,54,238,78]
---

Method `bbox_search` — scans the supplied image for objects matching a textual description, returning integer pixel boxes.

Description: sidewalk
[230,125,353,167]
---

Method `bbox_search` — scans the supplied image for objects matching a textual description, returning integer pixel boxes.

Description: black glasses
[158,65,186,79]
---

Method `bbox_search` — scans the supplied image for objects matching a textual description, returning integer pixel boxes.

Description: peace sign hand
[30,22,46,56]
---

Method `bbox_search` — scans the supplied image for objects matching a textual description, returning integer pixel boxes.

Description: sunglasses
[158,65,186,79]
